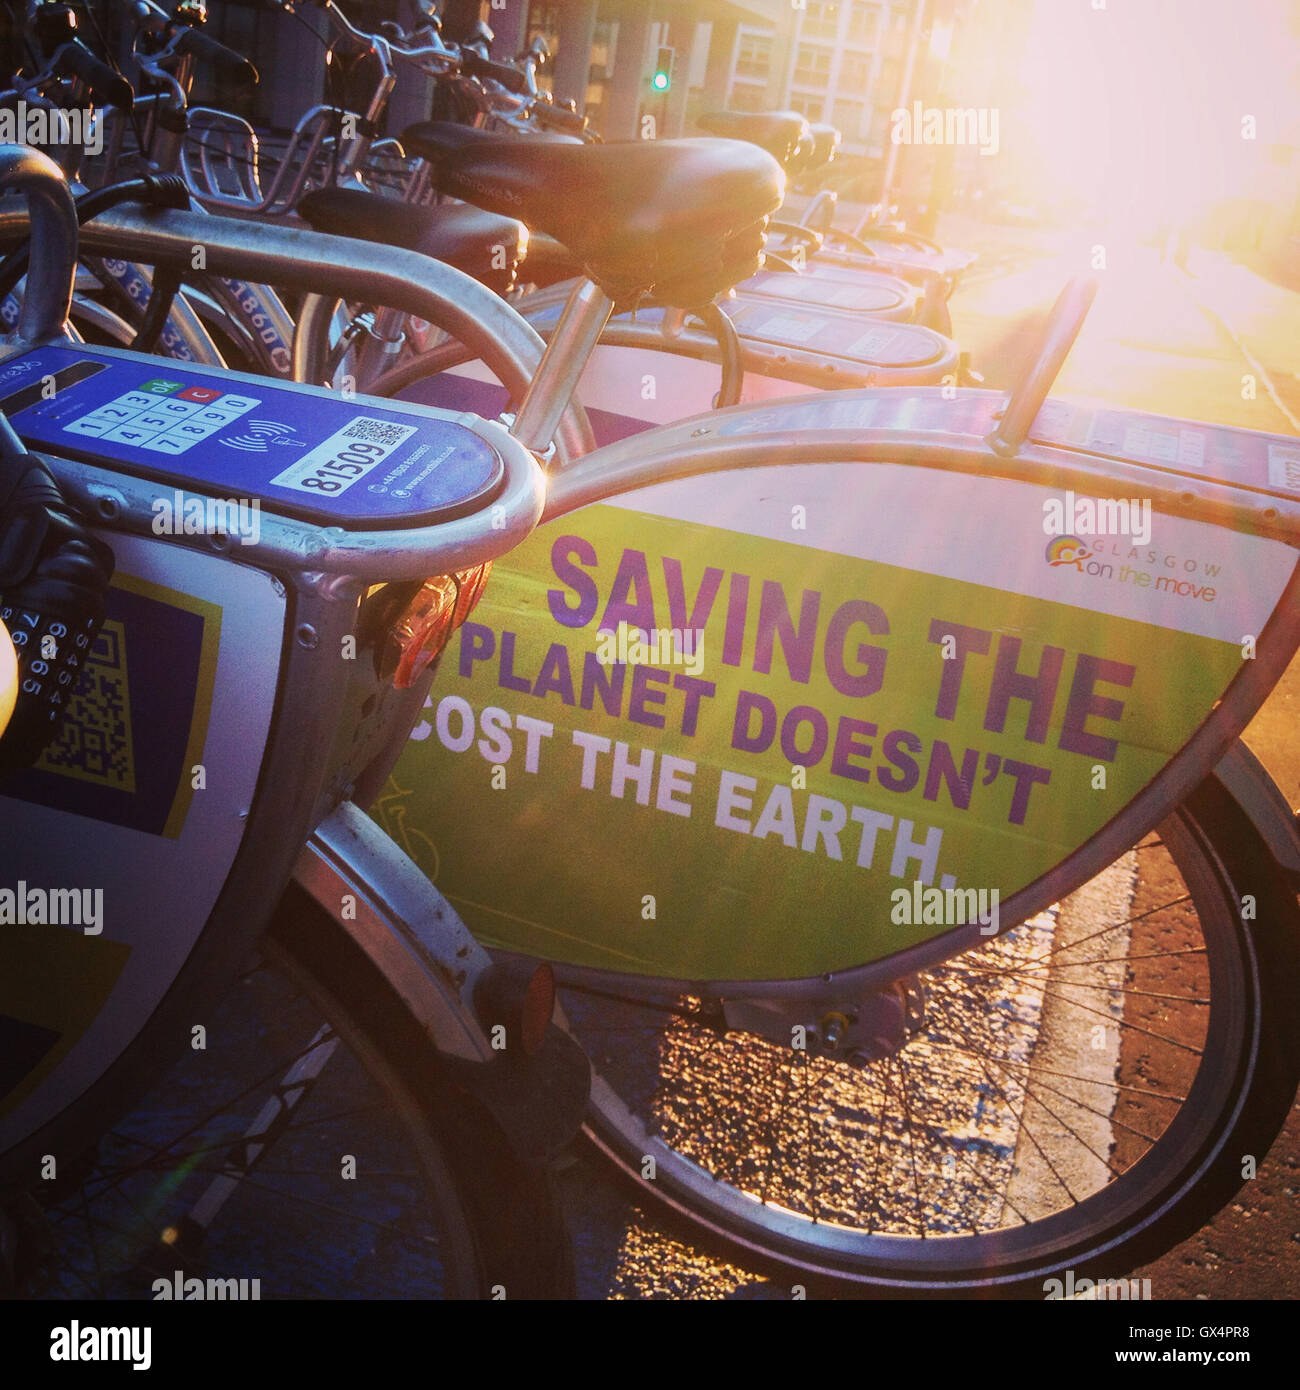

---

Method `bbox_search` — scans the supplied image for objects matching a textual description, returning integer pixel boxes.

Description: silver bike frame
[0,202,596,461]
[0,147,77,344]
[0,159,559,1183]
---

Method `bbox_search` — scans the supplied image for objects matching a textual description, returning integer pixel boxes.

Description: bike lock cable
[130,259,185,352]
[0,172,192,322]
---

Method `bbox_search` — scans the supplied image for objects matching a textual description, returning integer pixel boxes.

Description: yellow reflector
[0,619,16,741]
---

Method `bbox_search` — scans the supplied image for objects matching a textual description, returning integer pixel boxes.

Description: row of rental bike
[0,0,1298,1300]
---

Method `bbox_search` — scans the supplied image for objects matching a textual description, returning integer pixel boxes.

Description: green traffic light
[652,44,673,92]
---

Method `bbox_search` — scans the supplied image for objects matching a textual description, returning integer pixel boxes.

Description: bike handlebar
[129,0,170,36]
[173,26,260,85]
[52,39,134,112]
[131,47,187,112]
[389,37,459,74]
[0,145,77,345]
[533,100,586,136]
[268,0,466,76]
[460,48,532,97]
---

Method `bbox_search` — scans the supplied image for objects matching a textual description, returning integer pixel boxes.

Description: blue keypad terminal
[0,344,504,528]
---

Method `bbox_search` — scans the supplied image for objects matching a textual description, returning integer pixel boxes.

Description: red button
[177,386,222,403]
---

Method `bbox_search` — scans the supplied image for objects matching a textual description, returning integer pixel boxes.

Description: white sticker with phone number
[1267,443,1300,495]
[269,415,417,496]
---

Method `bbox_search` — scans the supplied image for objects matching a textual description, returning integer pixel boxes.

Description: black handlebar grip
[537,102,586,135]
[53,40,134,112]
[172,26,260,85]
[460,49,530,96]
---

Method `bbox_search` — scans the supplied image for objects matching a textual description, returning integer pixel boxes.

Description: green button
[140,378,182,395]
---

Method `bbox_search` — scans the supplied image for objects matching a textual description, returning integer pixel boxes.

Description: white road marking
[1005,853,1135,1222]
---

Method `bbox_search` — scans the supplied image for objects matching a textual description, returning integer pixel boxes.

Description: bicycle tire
[267,882,576,1300]
[558,760,1300,1296]
[8,882,573,1301]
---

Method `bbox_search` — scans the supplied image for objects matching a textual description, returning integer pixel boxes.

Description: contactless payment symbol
[222,420,298,452]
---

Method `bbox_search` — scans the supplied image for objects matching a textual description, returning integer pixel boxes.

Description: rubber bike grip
[53,40,134,112]
[537,104,585,134]
[460,49,530,96]
[173,27,260,85]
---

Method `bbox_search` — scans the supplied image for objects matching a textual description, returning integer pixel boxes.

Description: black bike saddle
[696,109,809,168]
[424,128,785,307]
[295,190,529,295]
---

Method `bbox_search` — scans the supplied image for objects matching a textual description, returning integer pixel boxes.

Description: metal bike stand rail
[0,202,596,461]
[0,146,77,344]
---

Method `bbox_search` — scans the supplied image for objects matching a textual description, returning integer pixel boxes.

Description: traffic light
[652,46,673,92]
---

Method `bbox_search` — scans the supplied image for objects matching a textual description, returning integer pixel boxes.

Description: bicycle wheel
[558,764,1300,1295]
[9,885,573,1300]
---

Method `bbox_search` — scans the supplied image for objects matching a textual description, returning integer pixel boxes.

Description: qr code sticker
[341,418,411,446]
[35,620,137,793]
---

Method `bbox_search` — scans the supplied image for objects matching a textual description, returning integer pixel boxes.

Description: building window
[838,50,871,94]
[833,98,865,138]
[789,94,824,122]
[526,2,561,51]
[867,104,895,151]
[848,2,881,43]
[736,31,772,80]
[878,58,901,103]
[792,44,831,88]
[802,1,840,41]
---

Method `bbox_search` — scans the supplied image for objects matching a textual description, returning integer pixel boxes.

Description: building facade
[723,1,910,159]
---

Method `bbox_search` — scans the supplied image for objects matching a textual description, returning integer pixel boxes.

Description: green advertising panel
[377,464,1280,981]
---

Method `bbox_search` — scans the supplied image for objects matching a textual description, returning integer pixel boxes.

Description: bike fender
[294,804,591,1161]
[1214,739,1300,879]
[295,801,498,1064]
